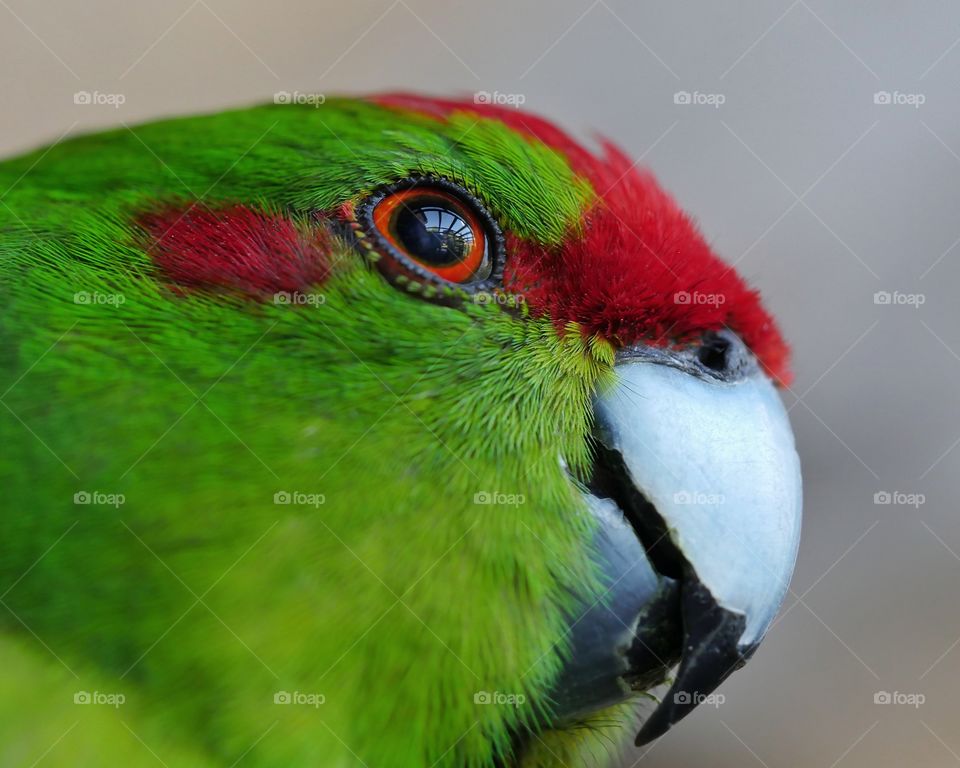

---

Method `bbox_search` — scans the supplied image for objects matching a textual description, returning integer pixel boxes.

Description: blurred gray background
[2,1,958,766]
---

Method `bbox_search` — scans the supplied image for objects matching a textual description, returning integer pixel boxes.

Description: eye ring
[355,176,505,300]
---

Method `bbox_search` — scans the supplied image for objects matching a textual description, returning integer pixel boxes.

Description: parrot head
[0,93,801,766]
[350,94,802,747]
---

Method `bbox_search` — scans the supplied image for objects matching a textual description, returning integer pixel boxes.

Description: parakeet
[0,93,801,768]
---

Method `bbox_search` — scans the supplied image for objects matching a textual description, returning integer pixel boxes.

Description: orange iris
[372,187,488,283]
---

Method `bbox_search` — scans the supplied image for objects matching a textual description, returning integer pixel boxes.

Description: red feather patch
[140,205,331,301]
[373,93,791,384]
[502,143,792,385]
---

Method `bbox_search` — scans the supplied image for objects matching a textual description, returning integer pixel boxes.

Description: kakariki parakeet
[0,93,802,768]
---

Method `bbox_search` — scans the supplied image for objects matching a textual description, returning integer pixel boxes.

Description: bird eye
[357,178,504,293]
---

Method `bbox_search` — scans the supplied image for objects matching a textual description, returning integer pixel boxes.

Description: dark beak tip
[633,583,758,747]
[632,675,716,746]
[634,707,678,746]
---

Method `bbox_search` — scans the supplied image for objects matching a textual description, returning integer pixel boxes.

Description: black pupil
[392,198,475,267]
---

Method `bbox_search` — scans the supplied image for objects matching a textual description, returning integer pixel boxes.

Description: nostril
[615,331,755,381]
[697,333,731,372]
